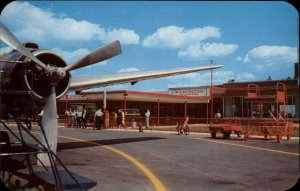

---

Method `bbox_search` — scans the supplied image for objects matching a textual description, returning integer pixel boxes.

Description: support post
[157,99,160,127]
[65,93,68,128]
[124,93,127,128]
[103,90,107,109]
[210,60,214,120]
[206,103,209,124]
[184,101,187,118]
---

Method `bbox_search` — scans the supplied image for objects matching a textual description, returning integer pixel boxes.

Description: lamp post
[103,90,107,109]
[210,60,214,120]
[124,92,128,129]
[65,93,68,128]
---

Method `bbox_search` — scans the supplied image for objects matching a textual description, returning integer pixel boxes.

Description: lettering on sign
[169,89,208,96]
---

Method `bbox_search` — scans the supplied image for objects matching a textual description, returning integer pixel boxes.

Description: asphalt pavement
[2,126,299,191]
[54,127,299,191]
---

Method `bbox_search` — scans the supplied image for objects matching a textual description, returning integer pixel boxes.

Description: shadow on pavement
[57,137,165,151]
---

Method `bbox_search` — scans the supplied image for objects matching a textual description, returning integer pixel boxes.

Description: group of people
[94,108,151,130]
[65,107,151,130]
[94,108,110,130]
[93,108,127,130]
[65,108,87,129]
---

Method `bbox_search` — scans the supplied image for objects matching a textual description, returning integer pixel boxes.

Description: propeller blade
[0,22,49,72]
[37,86,58,166]
[64,40,121,71]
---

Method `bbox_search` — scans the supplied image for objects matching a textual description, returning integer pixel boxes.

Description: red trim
[212,87,226,91]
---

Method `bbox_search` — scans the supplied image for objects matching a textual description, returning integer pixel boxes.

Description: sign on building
[168,88,209,97]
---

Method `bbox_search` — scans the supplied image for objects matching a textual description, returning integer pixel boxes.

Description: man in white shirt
[76,109,83,129]
[145,109,150,128]
[94,108,103,130]
[118,109,125,128]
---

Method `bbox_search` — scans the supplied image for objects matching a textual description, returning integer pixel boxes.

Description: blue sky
[0,1,298,92]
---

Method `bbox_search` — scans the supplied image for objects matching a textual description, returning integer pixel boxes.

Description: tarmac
[2,125,299,191]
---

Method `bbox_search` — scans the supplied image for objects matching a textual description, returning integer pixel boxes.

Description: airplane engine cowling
[0,48,70,101]
[24,50,71,101]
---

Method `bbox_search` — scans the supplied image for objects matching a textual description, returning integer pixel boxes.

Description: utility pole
[103,68,107,109]
[103,90,106,109]
[210,60,214,120]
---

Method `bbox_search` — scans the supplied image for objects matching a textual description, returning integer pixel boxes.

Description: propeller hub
[52,67,66,80]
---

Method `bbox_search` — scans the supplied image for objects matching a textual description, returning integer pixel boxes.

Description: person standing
[71,109,76,128]
[76,109,83,129]
[104,108,110,129]
[118,109,125,128]
[111,111,117,128]
[94,108,103,130]
[145,108,150,128]
[65,109,71,128]
[82,108,87,129]
[216,109,222,123]
[121,109,125,128]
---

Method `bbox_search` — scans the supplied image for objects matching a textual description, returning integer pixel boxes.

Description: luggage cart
[244,83,293,143]
[209,117,242,139]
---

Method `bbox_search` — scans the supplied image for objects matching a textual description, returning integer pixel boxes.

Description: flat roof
[60,90,209,104]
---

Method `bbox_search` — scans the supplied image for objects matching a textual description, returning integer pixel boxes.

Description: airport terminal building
[58,64,299,126]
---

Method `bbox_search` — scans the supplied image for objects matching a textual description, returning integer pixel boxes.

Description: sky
[0,1,298,92]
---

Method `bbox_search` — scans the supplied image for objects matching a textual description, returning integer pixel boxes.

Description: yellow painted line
[194,137,299,157]
[5,129,165,190]
[59,135,166,191]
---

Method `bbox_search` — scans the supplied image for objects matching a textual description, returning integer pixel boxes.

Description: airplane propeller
[0,22,121,165]
[0,22,49,71]
[64,40,121,71]
[0,22,121,80]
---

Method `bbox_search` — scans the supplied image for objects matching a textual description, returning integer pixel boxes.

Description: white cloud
[51,48,90,64]
[236,56,242,61]
[142,26,220,48]
[1,2,139,44]
[243,54,251,63]
[178,42,238,59]
[104,28,139,45]
[236,54,251,63]
[118,67,140,73]
[239,45,298,71]
[51,47,109,69]
[248,45,297,63]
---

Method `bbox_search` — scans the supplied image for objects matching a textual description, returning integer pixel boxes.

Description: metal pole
[206,103,208,125]
[210,60,214,120]
[185,101,187,118]
[65,94,68,128]
[124,93,127,129]
[158,99,160,127]
[103,90,107,109]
